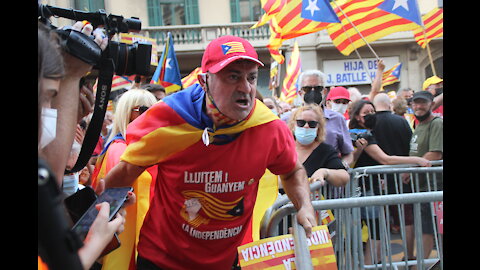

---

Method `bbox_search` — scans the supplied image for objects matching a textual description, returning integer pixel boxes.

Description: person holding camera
[348,99,430,265]
[102,35,316,270]
[38,21,131,270]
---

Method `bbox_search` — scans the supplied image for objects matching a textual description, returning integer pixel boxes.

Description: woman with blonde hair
[286,104,350,189]
[91,88,157,270]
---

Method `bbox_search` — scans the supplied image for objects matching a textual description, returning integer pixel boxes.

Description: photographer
[348,99,430,265]
[38,21,128,270]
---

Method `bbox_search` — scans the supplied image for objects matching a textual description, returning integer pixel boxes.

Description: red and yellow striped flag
[255,0,339,63]
[413,7,443,48]
[181,67,202,89]
[251,0,286,28]
[280,41,301,104]
[327,0,420,56]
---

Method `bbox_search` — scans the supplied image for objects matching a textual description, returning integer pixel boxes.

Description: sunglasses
[296,120,319,128]
[301,86,324,92]
[132,106,149,114]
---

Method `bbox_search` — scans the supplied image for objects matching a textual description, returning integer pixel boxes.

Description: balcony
[139,22,272,53]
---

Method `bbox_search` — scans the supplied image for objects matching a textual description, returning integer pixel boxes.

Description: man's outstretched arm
[103,161,147,189]
[280,160,317,237]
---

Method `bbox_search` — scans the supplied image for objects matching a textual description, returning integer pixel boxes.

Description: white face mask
[63,172,80,196]
[331,103,348,115]
[39,108,57,149]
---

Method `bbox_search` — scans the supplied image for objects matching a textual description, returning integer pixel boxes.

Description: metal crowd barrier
[259,161,444,270]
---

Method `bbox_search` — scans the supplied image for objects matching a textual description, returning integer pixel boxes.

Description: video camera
[38,4,156,174]
[38,3,152,76]
[349,129,373,145]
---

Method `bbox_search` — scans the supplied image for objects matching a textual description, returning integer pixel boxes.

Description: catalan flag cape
[91,134,157,270]
[120,84,284,248]
[280,41,301,104]
[150,32,182,94]
[382,62,402,87]
[413,7,443,48]
[255,0,340,63]
[328,0,422,56]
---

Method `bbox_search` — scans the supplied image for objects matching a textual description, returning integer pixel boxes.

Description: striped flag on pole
[150,32,182,94]
[280,41,301,104]
[181,67,202,89]
[254,0,339,63]
[382,63,402,87]
[327,0,421,56]
[413,7,443,48]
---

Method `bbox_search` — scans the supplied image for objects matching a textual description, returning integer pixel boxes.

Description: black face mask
[303,89,323,105]
[363,113,377,129]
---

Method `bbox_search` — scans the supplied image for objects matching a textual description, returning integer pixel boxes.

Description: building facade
[42,0,443,98]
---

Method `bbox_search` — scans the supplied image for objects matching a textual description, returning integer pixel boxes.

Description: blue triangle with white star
[378,0,422,26]
[301,0,340,23]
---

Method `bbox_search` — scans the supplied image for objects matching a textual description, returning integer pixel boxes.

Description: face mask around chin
[40,107,58,149]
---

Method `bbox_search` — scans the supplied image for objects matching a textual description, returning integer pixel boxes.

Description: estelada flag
[280,41,301,104]
[327,0,421,56]
[150,32,182,94]
[382,62,402,87]
[255,0,340,63]
[413,7,443,48]
[181,67,202,89]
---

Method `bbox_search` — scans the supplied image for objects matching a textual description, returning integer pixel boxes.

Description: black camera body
[39,4,153,76]
[349,129,373,144]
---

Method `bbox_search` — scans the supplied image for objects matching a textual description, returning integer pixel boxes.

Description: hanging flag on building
[413,7,443,48]
[254,0,340,63]
[280,41,301,104]
[382,62,402,87]
[181,67,203,89]
[150,32,182,93]
[327,0,421,56]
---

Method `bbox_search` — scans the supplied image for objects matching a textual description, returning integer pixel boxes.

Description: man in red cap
[325,86,351,119]
[102,35,316,270]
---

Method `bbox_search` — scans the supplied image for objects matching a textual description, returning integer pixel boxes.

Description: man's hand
[296,205,317,238]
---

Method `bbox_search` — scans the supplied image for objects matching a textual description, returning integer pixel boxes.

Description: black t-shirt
[353,111,413,194]
[303,142,347,177]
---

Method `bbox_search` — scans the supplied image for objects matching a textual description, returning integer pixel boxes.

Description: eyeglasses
[296,120,319,128]
[132,106,149,114]
[301,86,323,92]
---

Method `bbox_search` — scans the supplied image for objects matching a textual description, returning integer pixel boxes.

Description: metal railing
[261,161,444,270]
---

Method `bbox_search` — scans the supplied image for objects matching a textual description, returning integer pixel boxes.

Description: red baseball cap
[327,86,351,101]
[201,35,264,73]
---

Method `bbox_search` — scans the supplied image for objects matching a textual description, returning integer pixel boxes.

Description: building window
[148,0,199,26]
[230,0,262,22]
[75,0,105,12]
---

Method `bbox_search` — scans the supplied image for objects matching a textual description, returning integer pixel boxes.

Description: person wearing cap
[422,75,443,119]
[102,35,316,270]
[409,90,443,262]
[325,86,351,119]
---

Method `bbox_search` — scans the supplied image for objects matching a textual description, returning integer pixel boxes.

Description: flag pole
[331,0,380,60]
[331,1,375,84]
[423,28,437,76]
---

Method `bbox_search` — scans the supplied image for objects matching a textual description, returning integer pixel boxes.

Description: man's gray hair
[298,70,327,87]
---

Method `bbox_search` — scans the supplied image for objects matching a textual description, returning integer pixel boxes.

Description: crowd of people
[38,17,443,270]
